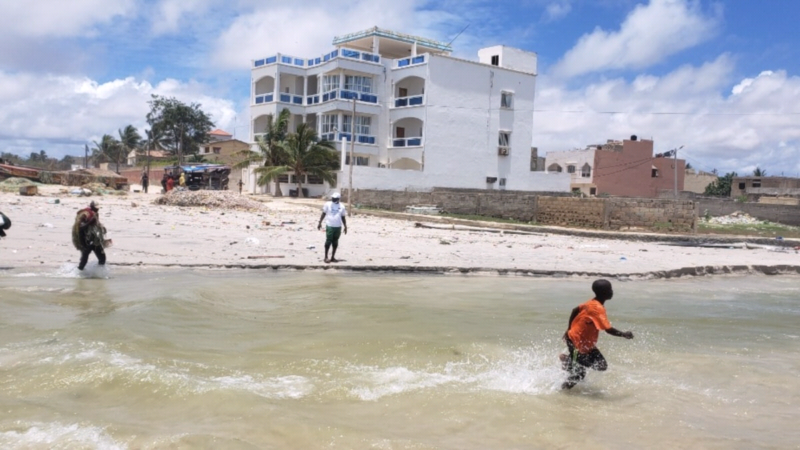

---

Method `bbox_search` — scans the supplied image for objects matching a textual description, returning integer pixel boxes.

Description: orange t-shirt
[567,299,612,353]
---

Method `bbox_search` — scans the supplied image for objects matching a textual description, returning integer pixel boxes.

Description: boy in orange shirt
[561,279,634,389]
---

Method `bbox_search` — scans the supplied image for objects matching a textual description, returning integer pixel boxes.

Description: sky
[0,0,798,176]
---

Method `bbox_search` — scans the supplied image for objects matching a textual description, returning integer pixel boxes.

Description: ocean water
[0,266,798,449]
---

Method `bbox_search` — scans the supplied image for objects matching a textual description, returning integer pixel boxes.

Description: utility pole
[348,97,356,214]
[84,144,89,168]
[673,145,684,198]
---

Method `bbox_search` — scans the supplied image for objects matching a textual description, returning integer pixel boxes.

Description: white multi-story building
[246,27,569,196]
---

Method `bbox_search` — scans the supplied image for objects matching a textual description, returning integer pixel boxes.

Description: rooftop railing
[395,54,427,69]
[254,48,381,69]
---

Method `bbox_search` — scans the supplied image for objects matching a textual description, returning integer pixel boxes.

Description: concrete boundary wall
[350,188,698,233]
[697,198,800,226]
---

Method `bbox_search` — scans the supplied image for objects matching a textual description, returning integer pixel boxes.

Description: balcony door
[396,127,405,138]
[399,87,408,98]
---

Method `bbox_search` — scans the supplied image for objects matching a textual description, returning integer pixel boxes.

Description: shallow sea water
[0,265,798,449]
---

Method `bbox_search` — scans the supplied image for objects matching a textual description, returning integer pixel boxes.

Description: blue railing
[322,132,376,145]
[255,48,381,68]
[392,137,423,147]
[254,93,274,104]
[316,90,378,104]
[395,54,427,69]
[394,95,424,108]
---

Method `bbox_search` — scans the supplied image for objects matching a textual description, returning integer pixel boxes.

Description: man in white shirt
[317,192,348,263]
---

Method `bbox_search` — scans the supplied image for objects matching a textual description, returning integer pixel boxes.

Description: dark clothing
[142,175,149,193]
[78,245,106,270]
[562,336,607,388]
[325,226,342,247]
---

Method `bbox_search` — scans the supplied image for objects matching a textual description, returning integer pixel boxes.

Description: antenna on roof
[447,23,470,47]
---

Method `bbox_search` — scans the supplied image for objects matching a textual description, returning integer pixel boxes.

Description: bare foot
[330,258,339,263]
[324,258,330,263]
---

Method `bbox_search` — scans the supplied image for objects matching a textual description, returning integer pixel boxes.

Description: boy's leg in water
[78,249,91,270]
[94,246,106,266]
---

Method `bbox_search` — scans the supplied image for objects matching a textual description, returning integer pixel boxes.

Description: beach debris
[39,223,54,228]
[19,185,38,196]
[0,177,42,193]
[246,255,285,259]
[46,198,60,204]
[406,205,442,215]
[307,245,316,249]
[439,239,452,245]
[153,190,266,211]
[245,237,260,246]
[704,211,762,225]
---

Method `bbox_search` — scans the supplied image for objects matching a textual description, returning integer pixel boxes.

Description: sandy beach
[2,186,799,278]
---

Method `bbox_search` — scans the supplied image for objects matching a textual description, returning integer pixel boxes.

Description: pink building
[545,136,685,198]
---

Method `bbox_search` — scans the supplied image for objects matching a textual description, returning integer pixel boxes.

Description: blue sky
[1,0,798,176]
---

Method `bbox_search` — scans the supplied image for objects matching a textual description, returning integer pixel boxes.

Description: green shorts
[325,226,342,246]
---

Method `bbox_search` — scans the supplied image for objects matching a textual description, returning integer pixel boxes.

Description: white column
[412,41,418,57]
[303,76,308,104]
[341,137,347,170]
[372,35,380,55]
[275,70,281,99]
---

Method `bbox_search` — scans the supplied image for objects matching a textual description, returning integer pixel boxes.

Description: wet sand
[2,186,799,278]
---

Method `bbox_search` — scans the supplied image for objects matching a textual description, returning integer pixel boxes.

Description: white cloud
[150,0,216,35]
[542,1,572,23]
[0,0,135,38]
[536,56,800,175]
[551,0,720,78]
[0,71,237,158]
[210,0,438,69]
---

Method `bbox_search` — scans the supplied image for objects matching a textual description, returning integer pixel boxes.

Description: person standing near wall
[317,192,347,263]
[141,171,149,193]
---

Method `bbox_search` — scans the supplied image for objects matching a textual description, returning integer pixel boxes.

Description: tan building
[683,168,717,194]
[197,130,252,190]
[545,136,685,198]
[731,176,800,201]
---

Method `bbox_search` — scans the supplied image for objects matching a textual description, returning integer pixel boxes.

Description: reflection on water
[0,269,798,449]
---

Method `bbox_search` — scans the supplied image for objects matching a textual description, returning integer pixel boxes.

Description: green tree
[29,152,39,162]
[146,95,214,165]
[704,171,737,197]
[753,167,767,177]
[117,125,142,173]
[92,134,121,171]
[269,123,337,198]
[685,162,692,170]
[58,155,76,170]
[234,108,290,196]
[188,153,208,163]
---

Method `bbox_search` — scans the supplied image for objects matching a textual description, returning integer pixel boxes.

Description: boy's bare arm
[606,327,634,339]
[563,307,579,341]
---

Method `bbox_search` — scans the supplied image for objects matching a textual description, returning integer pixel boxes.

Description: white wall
[544,148,596,185]
[477,46,538,74]
[350,166,569,191]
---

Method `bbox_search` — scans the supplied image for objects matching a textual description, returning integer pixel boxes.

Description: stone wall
[697,198,800,226]
[351,188,698,233]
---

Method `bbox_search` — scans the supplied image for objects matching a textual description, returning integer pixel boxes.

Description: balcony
[253,47,382,69]
[391,137,423,147]
[395,54,426,69]
[393,95,424,108]
[307,89,379,106]
[320,132,377,145]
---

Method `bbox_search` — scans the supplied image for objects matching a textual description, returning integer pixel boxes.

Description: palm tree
[267,123,337,198]
[753,167,767,177]
[234,108,290,196]
[92,134,120,170]
[118,125,142,173]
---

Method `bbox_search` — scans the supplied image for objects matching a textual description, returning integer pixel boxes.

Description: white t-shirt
[322,201,346,227]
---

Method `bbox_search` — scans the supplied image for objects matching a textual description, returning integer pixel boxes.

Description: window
[344,75,373,93]
[548,163,562,173]
[501,91,513,109]
[581,163,592,178]
[491,55,499,66]
[590,187,597,195]
[498,131,510,148]
[321,114,337,134]
[752,179,761,188]
[652,168,659,178]
[343,115,372,136]
[322,75,339,92]
[307,174,324,185]
[213,147,221,155]
[738,182,745,189]
[567,165,576,174]
[345,155,370,166]
[277,174,289,183]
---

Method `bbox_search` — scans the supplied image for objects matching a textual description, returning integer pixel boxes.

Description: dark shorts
[563,337,607,372]
[325,226,342,246]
